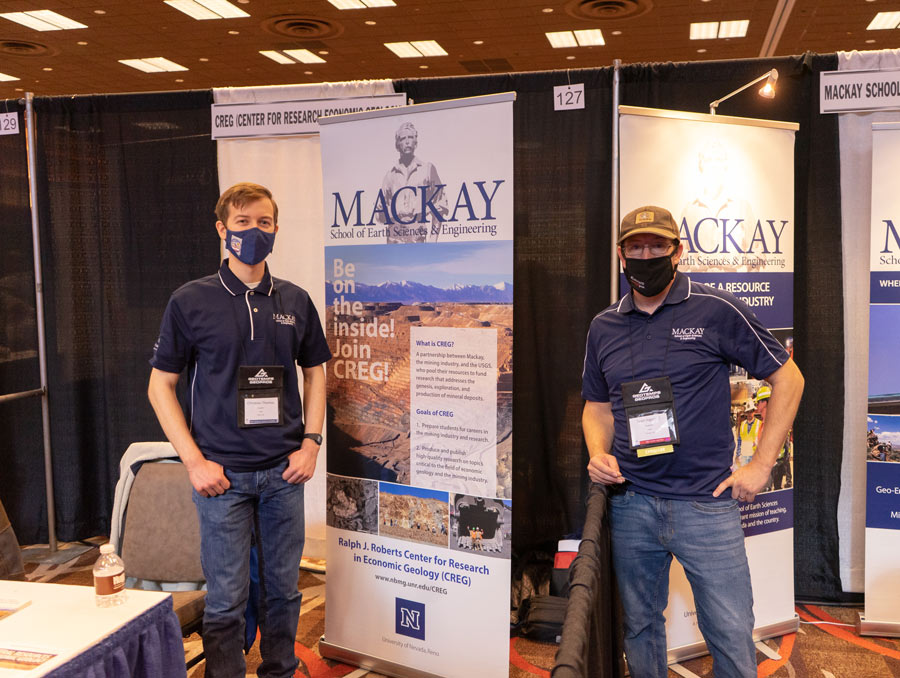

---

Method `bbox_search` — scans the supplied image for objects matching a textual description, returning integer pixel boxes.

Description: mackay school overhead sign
[820,68,900,113]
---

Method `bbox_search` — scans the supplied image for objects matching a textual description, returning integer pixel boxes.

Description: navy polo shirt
[151,260,332,471]
[582,272,789,500]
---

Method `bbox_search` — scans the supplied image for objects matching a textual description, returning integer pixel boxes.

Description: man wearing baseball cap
[581,206,804,677]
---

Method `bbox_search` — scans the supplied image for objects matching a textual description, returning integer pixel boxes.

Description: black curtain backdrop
[398,53,845,601]
[396,70,616,565]
[20,91,220,542]
[0,99,44,544]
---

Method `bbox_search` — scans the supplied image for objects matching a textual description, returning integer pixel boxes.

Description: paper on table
[0,646,57,670]
[0,599,31,621]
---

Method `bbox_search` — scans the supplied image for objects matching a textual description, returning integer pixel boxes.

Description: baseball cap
[618,206,680,244]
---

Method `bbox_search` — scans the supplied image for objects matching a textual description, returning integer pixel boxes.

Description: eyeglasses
[622,242,675,257]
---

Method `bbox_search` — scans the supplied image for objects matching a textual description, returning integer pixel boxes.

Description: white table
[0,581,185,677]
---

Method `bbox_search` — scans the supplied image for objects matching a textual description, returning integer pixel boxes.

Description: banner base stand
[859,615,900,637]
[666,615,800,665]
[319,638,446,678]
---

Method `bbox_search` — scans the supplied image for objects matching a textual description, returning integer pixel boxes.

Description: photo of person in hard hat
[733,385,770,469]
[746,384,793,490]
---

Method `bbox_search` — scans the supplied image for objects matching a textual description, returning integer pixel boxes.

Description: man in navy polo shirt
[148,182,331,678]
[582,206,804,678]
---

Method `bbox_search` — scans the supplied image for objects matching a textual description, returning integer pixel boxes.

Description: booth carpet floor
[21,543,900,678]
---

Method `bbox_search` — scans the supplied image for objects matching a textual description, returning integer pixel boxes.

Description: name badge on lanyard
[237,365,284,428]
[621,376,680,457]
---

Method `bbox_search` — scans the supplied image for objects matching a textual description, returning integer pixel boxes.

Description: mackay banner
[863,122,900,637]
[618,106,799,660]
[318,93,515,677]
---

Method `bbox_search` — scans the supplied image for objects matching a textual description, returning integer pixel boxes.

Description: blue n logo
[395,598,425,640]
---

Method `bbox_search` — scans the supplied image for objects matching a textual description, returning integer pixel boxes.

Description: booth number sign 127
[554,84,585,111]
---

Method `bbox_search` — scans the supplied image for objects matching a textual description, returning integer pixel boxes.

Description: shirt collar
[617,271,690,314]
[218,259,275,297]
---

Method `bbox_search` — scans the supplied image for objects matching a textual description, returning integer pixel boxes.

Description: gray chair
[120,460,206,666]
[0,497,24,580]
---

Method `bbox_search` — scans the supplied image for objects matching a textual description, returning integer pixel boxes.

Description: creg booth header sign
[211,93,407,139]
[820,68,900,113]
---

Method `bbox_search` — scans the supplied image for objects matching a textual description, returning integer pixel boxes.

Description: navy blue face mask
[226,227,275,265]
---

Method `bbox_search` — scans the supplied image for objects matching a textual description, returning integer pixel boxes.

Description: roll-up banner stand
[862,122,900,638]
[618,106,799,663]
[318,92,515,677]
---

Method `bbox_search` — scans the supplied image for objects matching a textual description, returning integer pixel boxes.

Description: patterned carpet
[19,541,900,677]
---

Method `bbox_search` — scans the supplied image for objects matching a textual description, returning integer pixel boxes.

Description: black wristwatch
[302,433,323,446]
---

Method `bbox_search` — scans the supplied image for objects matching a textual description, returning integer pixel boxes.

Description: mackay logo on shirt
[273,312,296,326]
[249,368,275,386]
[672,327,705,341]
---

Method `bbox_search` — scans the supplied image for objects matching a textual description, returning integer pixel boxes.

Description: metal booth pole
[25,91,59,556]
[610,59,622,304]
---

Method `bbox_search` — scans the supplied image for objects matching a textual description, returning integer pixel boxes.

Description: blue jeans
[608,489,756,678]
[193,460,305,678]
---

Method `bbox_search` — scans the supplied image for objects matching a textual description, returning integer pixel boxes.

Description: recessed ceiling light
[304,70,313,74]
[689,22,719,40]
[473,40,484,45]
[574,28,604,46]
[284,48,326,63]
[94,9,106,14]
[385,40,446,57]
[319,50,329,55]
[566,55,576,60]
[542,7,554,12]
[42,67,53,71]
[419,64,428,69]
[119,57,188,73]
[260,50,294,64]
[866,38,876,43]
[611,30,622,36]
[228,29,240,34]
[77,40,88,45]
[410,40,447,56]
[697,48,707,53]
[546,31,578,48]
[0,72,20,81]
[15,88,24,91]
[199,57,209,61]
[385,41,420,57]
[165,0,249,20]
[718,19,749,38]
[328,0,395,7]
[175,78,184,82]
[1,10,88,30]
[867,11,900,29]
[365,20,376,25]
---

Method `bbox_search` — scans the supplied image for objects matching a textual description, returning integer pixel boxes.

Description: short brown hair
[215,182,278,225]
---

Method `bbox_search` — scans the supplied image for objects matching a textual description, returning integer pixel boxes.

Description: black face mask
[624,254,677,297]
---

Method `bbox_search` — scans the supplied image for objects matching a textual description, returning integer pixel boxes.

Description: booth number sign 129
[554,84,585,111]
[0,112,19,136]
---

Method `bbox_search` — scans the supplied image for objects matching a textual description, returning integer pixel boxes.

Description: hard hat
[754,385,772,402]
